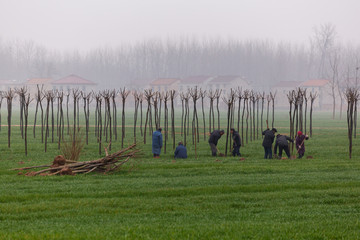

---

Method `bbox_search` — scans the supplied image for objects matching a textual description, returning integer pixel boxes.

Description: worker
[230,128,241,157]
[174,141,187,159]
[296,131,309,159]
[262,128,277,159]
[274,134,294,159]
[152,128,163,158]
[208,129,225,156]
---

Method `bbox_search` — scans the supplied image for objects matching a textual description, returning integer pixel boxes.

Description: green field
[1,110,360,239]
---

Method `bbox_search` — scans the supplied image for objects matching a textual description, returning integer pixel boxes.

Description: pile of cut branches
[15,143,139,176]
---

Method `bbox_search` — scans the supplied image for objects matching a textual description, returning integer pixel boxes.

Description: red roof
[129,79,151,86]
[180,76,212,84]
[52,74,97,85]
[301,79,329,87]
[150,78,180,86]
[272,81,303,88]
[0,80,20,85]
[26,78,53,85]
[208,75,241,83]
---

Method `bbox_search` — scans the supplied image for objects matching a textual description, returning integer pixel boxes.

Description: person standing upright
[230,128,241,157]
[152,128,163,158]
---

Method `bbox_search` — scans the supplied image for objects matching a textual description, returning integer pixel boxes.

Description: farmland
[1,111,360,239]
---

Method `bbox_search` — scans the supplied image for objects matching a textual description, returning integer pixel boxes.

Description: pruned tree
[23,94,32,156]
[182,91,190,146]
[94,93,103,155]
[5,89,15,148]
[270,91,276,128]
[65,91,70,135]
[111,90,118,140]
[82,92,92,145]
[44,91,54,152]
[260,92,265,138]
[309,92,318,137]
[15,86,27,140]
[163,91,169,153]
[57,91,65,149]
[236,88,242,133]
[345,87,358,159]
[133,91,140,142]
[169,90,177,149]
[215,89,222,129]
[200,89,207,141]
[207,90,216,133]
[152,91,160,129]
[143,89,154,144]
[119,87,130,148]
[241,91,249,145]
[189,87,200,144]
[222,89,235,156]
[72,89,80,139]
[102,90,112,149]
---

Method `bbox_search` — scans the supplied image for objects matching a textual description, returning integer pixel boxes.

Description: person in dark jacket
[208,129,224,156]
[274,134,294,159]
[174,141,187,159]
[230,128,241,156]
[262,128,277,159]
[296,131,309,159]
[152,128,163,158]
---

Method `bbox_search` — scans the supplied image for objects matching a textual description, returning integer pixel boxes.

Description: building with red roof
[0,80,21,91]
[300,79,334,110]
[270,81,303,108]
[206,75,251,95]
[24,78,53,94]
[52,74,97,92]
[149,78,180,92]
[179,76,214,92]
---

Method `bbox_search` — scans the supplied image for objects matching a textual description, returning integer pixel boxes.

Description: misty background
[0,0,359,89]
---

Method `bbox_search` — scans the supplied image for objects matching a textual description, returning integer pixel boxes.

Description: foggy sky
[0,0,359,51]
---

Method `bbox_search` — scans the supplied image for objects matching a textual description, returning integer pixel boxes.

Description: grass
[0,110,360,239]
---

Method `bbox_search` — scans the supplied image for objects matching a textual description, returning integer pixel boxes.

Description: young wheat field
[0,110,360,239]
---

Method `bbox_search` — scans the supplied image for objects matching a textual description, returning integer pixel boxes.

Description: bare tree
[311,23,337,78]
[23,94,32,155]
[309,92,318,137]
[345,88,358,159]
[119,87,130,148]
[200,89,207,141]
[222,89,235,156]
[5,89,14,148]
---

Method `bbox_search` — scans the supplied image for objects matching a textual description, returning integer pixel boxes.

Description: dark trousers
[264,146,272,159]
[278,145,290,158]
[232,145,241,156]
[153,153,159,157]
[209,143,217,156]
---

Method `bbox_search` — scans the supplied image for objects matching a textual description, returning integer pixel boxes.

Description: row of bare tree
[0,85,331,158]
[0,86,279,156]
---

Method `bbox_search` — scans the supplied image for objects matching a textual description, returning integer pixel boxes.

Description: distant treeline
[0,24,359,89]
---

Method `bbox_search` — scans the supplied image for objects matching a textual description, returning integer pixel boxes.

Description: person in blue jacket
[174,141,187,159]
[152,128,163,158]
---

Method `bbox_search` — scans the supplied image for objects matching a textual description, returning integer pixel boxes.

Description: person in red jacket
[296,131,309,159]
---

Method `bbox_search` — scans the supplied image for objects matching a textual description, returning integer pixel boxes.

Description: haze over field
[1,0,359,50]
[0,0,359,90]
